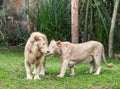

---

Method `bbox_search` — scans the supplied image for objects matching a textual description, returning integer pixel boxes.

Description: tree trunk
[22,0,26,8]
[71,0,79,43]
[108,0,119,57]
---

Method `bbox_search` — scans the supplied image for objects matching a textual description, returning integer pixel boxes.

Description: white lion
[47,40,113,77]
[24,32,48,80]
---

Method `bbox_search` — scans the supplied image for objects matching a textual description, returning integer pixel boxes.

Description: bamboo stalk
[108,0,120,57]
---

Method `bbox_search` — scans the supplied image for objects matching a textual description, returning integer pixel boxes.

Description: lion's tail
[102,47,113,68]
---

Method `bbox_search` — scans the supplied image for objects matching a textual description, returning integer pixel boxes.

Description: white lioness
[47,40,113,77]
[24,32,48,80]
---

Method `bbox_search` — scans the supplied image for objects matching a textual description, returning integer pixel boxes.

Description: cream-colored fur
[24,32,48,80]
[48,40,113,77]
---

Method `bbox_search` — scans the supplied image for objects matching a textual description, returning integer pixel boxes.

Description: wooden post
[71,0,79,43]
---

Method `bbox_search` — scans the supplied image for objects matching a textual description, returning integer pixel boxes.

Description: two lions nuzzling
[24,32,113,79]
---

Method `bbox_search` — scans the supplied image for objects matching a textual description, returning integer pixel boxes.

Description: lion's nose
[47,50,50,53]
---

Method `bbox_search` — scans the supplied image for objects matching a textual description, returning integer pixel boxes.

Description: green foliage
[0,0,119,53]
[0,8,29,46]
[27,0,114,52]
[113,1,120,53]
[27,0,71,42]
[79,0,111,51]
[0,49,120,89]
[0,20,29,46]
[27,0,112,51]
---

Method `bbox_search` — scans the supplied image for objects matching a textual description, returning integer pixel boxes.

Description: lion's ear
[56,41,61,46]
[34,36,39,41]
[51,39,55,41]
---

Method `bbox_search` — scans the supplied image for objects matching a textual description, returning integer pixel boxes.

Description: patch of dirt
[88,84,111,89]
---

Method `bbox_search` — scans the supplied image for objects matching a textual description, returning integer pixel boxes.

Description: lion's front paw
[32,71,35,74]
[93,73,100,75]
[39,72,45,75]
[26,75,33,80]
[70,73,75,76]
[57,74,64,78]
[34,75,41,80]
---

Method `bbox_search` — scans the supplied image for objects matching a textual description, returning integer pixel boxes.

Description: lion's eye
[52,46,54,48]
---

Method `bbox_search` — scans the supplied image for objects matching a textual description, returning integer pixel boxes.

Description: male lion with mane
[47,40,113,77]
[24,32,48,80]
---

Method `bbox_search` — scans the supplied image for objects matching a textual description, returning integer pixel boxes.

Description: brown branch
[0,30,5,40]
[0,19,5,40]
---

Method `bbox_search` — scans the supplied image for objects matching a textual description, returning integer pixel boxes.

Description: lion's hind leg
[94,56,102,75]
[69,66,75,76]
[89,61,95,74]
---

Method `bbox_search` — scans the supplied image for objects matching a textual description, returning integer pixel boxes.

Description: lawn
[0,49,120,89]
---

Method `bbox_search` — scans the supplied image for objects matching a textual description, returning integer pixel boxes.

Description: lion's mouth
[47,52,54,56]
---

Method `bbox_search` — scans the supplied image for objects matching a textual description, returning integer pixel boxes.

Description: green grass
[0,49,120,89]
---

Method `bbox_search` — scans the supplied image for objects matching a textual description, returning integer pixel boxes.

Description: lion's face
[47,40,60,55]
[34,36,48,54]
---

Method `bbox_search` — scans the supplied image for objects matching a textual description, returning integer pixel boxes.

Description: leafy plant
[27,0,71,42]
[79,0,111,51]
